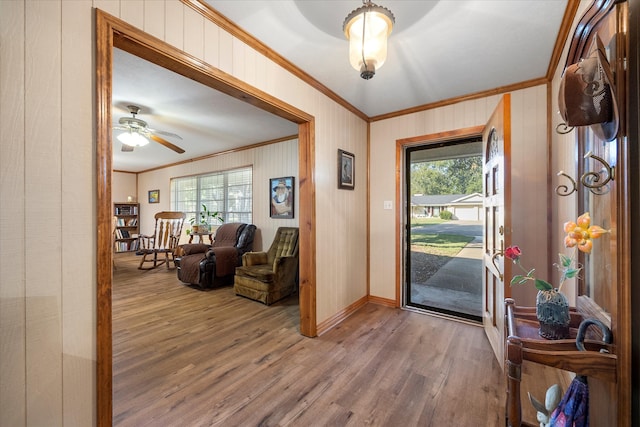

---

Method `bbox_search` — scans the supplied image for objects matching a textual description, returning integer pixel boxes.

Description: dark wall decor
[338,149,355,190]
[270,176,294,218]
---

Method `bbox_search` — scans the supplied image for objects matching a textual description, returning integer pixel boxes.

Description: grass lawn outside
[410,217,447,227]
[411,233,474,257]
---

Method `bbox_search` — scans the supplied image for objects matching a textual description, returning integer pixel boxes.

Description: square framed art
[148,189,159,203]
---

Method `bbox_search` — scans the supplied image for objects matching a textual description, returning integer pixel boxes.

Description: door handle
[491,248,504,281]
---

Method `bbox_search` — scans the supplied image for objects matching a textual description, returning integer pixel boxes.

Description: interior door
[482,94,511,367]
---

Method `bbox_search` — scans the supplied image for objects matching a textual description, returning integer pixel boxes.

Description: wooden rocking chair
[138,211,185,270]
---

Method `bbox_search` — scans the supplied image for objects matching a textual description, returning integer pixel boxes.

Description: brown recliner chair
[175,222,256,289]
[234,227,299,305]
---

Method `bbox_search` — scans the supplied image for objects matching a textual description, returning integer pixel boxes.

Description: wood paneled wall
[549,0,593,305]
[1,1,96,426]
[135,139,299,251]
[1,0,366,424]
[370,87,549,307]
[0,0,592,425]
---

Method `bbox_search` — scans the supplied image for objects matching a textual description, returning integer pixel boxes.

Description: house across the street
[411,193,483,221]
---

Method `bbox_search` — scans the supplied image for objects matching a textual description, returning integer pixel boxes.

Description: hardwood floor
[113,252,506,426]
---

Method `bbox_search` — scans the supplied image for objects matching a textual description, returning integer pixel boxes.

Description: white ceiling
[112,48,299,172]
[206,0,568,116]
[112,0,569,172]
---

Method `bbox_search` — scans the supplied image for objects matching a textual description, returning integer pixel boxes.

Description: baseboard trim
[367,295,397,307]
[316,296,368,335]
[316,295,400,335]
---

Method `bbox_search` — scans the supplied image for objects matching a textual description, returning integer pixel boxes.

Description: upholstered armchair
[175,222,256,289]
[234,227,299,305]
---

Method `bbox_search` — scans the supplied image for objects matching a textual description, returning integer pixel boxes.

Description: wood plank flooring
[112,252,506,426]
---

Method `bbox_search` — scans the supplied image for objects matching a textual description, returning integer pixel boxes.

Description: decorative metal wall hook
[556,121,574,135]
[555,171,578,196]
[554,151,615,197]
[581,151,615,194]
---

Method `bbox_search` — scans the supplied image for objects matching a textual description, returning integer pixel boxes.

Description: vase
[536,289,570,340]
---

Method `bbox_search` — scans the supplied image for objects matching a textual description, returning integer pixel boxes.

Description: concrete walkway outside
[410,221,483,318]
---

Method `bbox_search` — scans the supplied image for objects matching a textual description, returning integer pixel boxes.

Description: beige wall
[548,0,593,305]
[0,0,588,424]
[113,171,137,205]
[370,87,549,307]
[0,0,367,425]
[136,139,299,250]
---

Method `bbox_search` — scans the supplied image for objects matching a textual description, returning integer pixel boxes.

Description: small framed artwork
[338,149,355,190]
[148,189,159,204]
[270,176,294,219]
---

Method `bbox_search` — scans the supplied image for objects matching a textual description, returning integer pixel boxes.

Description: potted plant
[505,212,608,339]
[189,204,223,233]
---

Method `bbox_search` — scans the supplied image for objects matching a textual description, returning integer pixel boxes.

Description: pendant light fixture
[343,0,395,80]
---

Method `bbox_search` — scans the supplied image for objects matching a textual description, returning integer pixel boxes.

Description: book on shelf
[114,205,138,215]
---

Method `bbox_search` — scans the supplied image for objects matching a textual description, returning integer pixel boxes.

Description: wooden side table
[188,231,213,244]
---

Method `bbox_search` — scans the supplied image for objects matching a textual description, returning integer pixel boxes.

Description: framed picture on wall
[270,176,294,219]
[148,189,159,203]
[338,149,355,190]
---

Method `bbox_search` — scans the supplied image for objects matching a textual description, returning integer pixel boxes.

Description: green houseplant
[189,204,223,233]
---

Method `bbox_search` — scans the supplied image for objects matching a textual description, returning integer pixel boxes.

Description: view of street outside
[409,219,483,319]
[407,148,483,320]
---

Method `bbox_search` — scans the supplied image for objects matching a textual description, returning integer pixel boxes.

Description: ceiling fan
[113,105,185,153]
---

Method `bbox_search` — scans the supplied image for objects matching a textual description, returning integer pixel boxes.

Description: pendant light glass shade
[117,130,149,147]
[343,2,395,80]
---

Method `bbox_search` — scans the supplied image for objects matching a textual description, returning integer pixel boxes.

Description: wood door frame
[96,9,317,426]
[395,126,485,306]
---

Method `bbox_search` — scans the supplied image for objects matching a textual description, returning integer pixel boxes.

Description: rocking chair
[138,211,186,270]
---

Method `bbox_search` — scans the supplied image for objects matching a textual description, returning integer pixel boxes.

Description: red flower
[505,245,522,261]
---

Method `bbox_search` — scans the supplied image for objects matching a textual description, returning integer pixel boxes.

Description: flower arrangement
[505,212,608,339]
[505,212,608,293]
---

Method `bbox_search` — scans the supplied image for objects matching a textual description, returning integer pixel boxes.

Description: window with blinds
[170,167,253,224]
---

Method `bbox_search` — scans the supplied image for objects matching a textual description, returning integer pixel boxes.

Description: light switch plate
[383,201,393,210]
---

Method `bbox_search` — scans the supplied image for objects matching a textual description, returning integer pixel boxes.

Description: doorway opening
[404,137,483,322]
[97,10,317,426]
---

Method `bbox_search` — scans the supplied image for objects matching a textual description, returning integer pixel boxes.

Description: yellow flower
[563,212,608,254]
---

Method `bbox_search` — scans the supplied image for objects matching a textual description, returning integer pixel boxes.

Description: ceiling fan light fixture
[117,130,149,147]
[343,0,395,80]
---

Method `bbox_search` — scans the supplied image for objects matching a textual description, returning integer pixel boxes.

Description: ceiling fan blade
[150,134,185,154]
[148,128,183,140]
[121,144,134,152]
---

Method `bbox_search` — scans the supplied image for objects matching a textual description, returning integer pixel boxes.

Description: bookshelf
[114,202,140,252]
